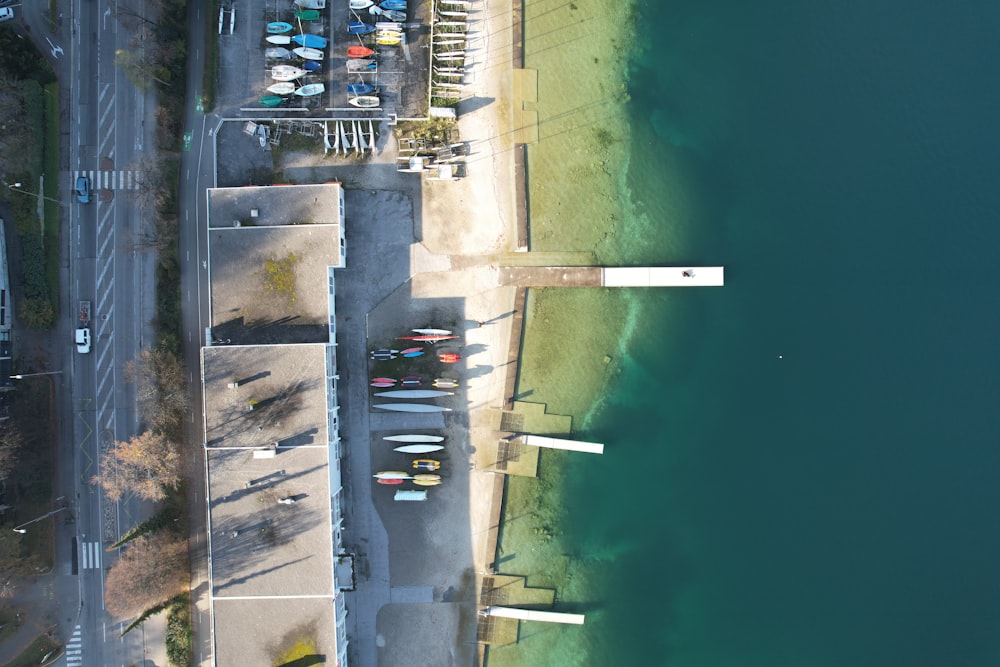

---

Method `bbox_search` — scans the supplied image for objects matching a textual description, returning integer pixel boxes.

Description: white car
[0,8,13,23]
[75,328,91,354]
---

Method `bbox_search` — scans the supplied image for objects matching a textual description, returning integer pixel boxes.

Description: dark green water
[556,2,1000,665]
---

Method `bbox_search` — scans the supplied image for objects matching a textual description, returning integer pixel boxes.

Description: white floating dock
[483,606,585,625]
[602,266,724,287]
[516,435,604,455]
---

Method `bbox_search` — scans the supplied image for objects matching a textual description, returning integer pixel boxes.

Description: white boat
[374,403,452,413]
[434,39,466,47]
[272,65,307,81]
[294,0,327,8]
[374,389,454,398]
[439,10,468,17]
[265,47,292,59]
[394,444,445,454]
[294,83,325,96]
[349,95,381,108]
[374,471,411,479]
[324,121,340,153]
[434,82,464,90]
[375,21,404,31]
[339,120,349,154]
[267,82,296,95]
[434,54,465,62]
[350,0,374,8]
[266,35,291,45]
[433,70,463,78]
[440,0,470,6]
[367,119,376,152]
[436,21,468,27]
[347,58,377,72]
[293,47,324,60]
[384,434,445,443]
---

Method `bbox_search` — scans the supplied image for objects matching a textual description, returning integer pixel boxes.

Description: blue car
[75,176,91,203]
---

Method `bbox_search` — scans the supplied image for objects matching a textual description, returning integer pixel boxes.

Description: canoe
[347,21,376,35]
[264,47,292,59]
[294,83,325,96]
[376,477,405,485]
[400,346,423,355]
[347,83,375,95]
[373,404,452,413]
[394,444,445,454]
[259,96,284,107]
[438,352,462,363]
[413,459,441,471]
[373,389,454,399]
[413,474,442,486]
[414,328,453,335]
[292,33,328,48]
[350,0,374,8]
[400,375,422,386]
[384,434,445,443]
[371,382,395,388]
[272,65,307,80]
[295,9,321,20]
[347,59,378,72]
[266,35,291,45]
[372,377,397,384]
[370,349,399,360]
[394,490,428,501]
[398,334,457,341]
[381,0,407,10]
[303,60,322,71]
[293,47,324,60]
[374,471,410,479]
[267,22,293,34]
[294,0,326,8]
[402,350,424,358]
[267,82,296,95]
[349,96,381,108]
[348,45,375,58]
[432,378,459,388]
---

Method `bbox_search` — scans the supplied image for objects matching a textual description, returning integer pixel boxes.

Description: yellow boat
[413,474,442,486]
[412,459,441,471]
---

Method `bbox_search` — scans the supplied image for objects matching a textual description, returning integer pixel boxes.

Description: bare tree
[105,533,188,619]
[124,348,187,432]
[0,421,23,478]
[94,431,181,502]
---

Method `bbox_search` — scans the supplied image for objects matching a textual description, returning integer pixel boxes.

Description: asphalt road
[39,0,159,664]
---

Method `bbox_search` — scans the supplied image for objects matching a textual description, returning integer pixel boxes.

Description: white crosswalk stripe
[79,541,101,570]
[65,625,83,666]
[72,170,139,191]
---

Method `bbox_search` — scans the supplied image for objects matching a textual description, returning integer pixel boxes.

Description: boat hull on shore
[374,389,454,398]
[385,434,445,443]
[394,444,445,454]
[374,403,452,413]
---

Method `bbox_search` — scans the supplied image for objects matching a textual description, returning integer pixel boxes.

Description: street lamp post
[12,506,69,534]
[5,181,64,206]
[10,371,64,380]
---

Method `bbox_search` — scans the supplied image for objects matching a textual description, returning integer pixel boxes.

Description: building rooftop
[207,184,343,232]
[202,344,330,450]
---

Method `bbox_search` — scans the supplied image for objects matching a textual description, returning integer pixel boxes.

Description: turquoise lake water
[499,2,1000,665]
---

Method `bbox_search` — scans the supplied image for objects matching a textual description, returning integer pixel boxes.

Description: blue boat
[267,21,294,34]
[380,0,407,10]
[347,21,376,35]
[303,61,322,71]
[292,34,329,48]
[347,83,376,95]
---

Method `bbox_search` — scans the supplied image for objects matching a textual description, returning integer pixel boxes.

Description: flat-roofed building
[201,183,348,667]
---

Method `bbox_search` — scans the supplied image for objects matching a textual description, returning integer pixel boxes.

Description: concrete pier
[515,434,604,455]
[483,606,585,625]
[499,266,724,287]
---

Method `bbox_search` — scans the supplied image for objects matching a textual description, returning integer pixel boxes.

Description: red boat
[347,45,375,58]
[397,335,458,342]
[371,377,397,387]
[400,347,423,355]
[401,375,423,386]
[438,353,461,364]
[376,477,405,485]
